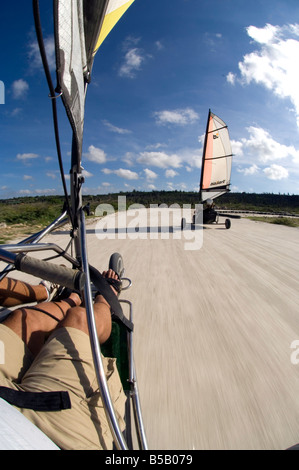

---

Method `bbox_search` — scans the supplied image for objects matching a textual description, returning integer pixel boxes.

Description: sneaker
[39,280,60,302]
[51,286,82,303]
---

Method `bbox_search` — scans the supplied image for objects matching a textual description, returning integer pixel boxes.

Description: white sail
[200,110,232,203]
[54,0,136,164]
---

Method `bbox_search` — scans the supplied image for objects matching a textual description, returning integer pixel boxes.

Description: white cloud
[237,164,259,176]
[204,32,223,51]
[10,108,22,117]
[12,79,29,99]
[82,169,93,178]
[34,188,56,195]
[17,153,38,161]
[28,36,56,71]
[226,72,236,85]
[232,126,298,182]
[229,23,299,126]
[102,168,139,180]
[132,146,201,172]
[144,168,158,180]
[122,152,135,166]
[232,126,299,164]
[46,172,57,179]
[154,108,199,126]
[114,168,139,180]
[119,48,145,78]
[83,145,106,164]
[263,164,289,180]
[178,148,202,169]
[19,188,56,195]
[145,142,166,150]
[19,189,31,195]
[247,24,278,44]
[165,169,178,178]
[155,41,164,50]
[102,120,131,134]
[122,36,141,49]
[23,175,33,180]
[231,139,245,157]
[138,151,182,169]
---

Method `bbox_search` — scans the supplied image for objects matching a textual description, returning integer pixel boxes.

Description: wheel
[109,252,124,278]
[225,218,231,229]
[181,218,186,230]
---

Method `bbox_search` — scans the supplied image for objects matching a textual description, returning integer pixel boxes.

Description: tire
[109,252,124,278]
[225,219,231,229]
[181,218,186,230]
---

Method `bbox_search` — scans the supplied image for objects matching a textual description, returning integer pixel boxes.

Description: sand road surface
[1,208,299,450]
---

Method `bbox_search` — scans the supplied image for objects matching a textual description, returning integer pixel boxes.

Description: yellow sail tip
[94,0,135,55]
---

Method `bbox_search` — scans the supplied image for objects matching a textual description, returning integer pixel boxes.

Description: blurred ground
[1,209,298,449]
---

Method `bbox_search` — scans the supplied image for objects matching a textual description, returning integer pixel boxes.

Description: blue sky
[1,0,299,199]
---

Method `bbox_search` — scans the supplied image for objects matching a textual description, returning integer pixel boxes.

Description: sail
[54,0,135,166]
[200,110,232,203]
[93,0,135,54]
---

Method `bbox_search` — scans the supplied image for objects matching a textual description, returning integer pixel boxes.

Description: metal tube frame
[78,209,128,450]
[120,299,148,450]
[0,211,70,282]
[0,210,148,451]
[0,0,148,450]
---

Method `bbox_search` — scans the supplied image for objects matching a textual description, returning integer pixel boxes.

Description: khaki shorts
[0,324,126,450]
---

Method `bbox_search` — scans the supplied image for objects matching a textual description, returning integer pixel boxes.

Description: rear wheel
[225,219,231,229]
[109,252,124,278]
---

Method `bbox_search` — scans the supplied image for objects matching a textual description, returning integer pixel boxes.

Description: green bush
[249,216,299,227]
[0,201,62,226]
[271,217,299,227]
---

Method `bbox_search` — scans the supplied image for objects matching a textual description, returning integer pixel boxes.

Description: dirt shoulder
[0,223,46,244]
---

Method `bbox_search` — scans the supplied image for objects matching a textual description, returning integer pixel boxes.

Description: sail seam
[207,125,227,133]
[205,154,233,161]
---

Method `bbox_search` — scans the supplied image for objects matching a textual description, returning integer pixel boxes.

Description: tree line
[0,191,298,226]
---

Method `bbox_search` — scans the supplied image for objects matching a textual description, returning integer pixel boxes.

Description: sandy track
[1,209,299,449]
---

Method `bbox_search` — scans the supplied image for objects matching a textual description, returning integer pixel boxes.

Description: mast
[199,108,211,203]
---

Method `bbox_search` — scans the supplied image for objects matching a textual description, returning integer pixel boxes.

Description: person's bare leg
[0,277,49,307]
[57,269,119,344]
[3,270,119,355]
[3,293,82,356]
